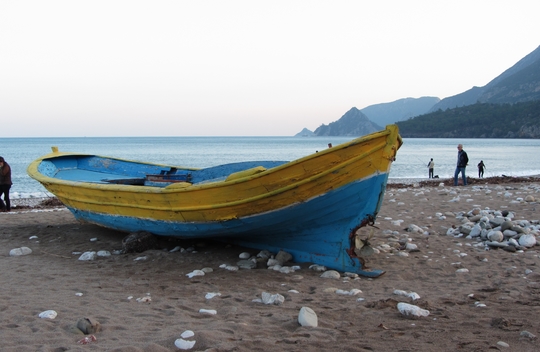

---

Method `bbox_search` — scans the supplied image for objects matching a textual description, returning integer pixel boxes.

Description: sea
[1,136,539,199]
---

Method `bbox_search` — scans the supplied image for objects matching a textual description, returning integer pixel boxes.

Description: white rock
[186,270,205,278]
[469,224,482,238]
[198,309,217,315]
[519,234,537,247]
[181,330,195,339]
[97,250,111,257]
[174,338,196,350]
[225,265,238,271]
[446,228,458,236]
[201,267,213,273]
[170,246,182,252]
[239,252,251,259]
[38,310,58,319]
[75,292,83,296]
[393,289,420,300]
[9,247,32,256]
[298,306,318,327]
[78,251,96,261]
[133,256,147,261]
[29,235,38,240]
[320,270,341,279]
[267,258,280,266]
[335,289,362,296]
[405,243,418,251]
[496,341,509,348]
[279,266,294,274]
[397,302,429,318]
[487,230,504,242]
[456,268,469,273]
[349,288,362,296]
[309,264,327,272]
[205,292,221,300]
[136,296,152,303]
[261,292,285,305]
[407,224,424,234]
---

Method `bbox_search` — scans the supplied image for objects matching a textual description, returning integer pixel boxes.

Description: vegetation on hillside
[396,101,540,138]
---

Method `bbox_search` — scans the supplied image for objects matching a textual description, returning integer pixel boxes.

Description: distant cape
[297,107,382,137]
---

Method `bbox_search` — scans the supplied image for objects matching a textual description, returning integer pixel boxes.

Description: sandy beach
[2,177,540,351]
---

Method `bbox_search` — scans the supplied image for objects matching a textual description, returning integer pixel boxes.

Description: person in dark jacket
[453,144,468,186]
[0,156,12,211]
[477,160,485,178]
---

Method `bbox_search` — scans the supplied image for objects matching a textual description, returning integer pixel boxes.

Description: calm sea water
[1,136,539,198]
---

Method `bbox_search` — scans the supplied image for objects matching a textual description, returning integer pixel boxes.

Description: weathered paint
[27,125,402,276]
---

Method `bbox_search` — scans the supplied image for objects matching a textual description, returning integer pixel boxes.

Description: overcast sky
[1,1,538,137]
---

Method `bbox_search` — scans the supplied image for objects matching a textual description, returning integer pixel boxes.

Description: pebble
[238,252,251,259]
[78,251,96,261]
[320,270,341,279]
[336,289,362,296]
[175,338,196,350]
[39,310,58,319]
[237,259,256,269]
[520,330,536,339]
[205,292,221,300]
[186,270,205,278]
[397,302,429,318]
[199,309,217,315]
[259,292,285,305]
[9,247,32,256]
[275,250,293,264]
[97,250,111,257]
[298,306,318,327]
[393,289,420,300]
[519,234,537,247]
[496,341,509,348]
[181,330,195,339]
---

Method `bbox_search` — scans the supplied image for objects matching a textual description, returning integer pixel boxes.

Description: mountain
[313,107,382,136]
[429,45,540,111]
[360,96,440,126]
[294,128,315,137]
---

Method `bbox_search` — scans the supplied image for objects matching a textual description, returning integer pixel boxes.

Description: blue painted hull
[69,173,388,276]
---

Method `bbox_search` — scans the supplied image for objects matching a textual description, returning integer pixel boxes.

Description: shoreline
[7,175,540,211]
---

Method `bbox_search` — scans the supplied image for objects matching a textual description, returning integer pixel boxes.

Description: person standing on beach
[0,156,12,212]
[453,144,468,186]
[477,160,485,178]
[427,158,434,178]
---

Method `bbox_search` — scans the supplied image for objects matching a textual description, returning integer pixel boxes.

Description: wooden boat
[28,125,402,277]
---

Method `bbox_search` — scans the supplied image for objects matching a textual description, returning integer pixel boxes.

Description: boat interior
[38,155,288,188]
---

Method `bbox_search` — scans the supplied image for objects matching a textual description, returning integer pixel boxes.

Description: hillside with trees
[396,101,540,138]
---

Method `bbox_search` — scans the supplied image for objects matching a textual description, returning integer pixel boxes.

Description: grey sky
[1,0,538,137]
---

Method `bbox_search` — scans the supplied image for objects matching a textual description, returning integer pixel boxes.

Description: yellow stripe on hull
[29,126,401,223]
